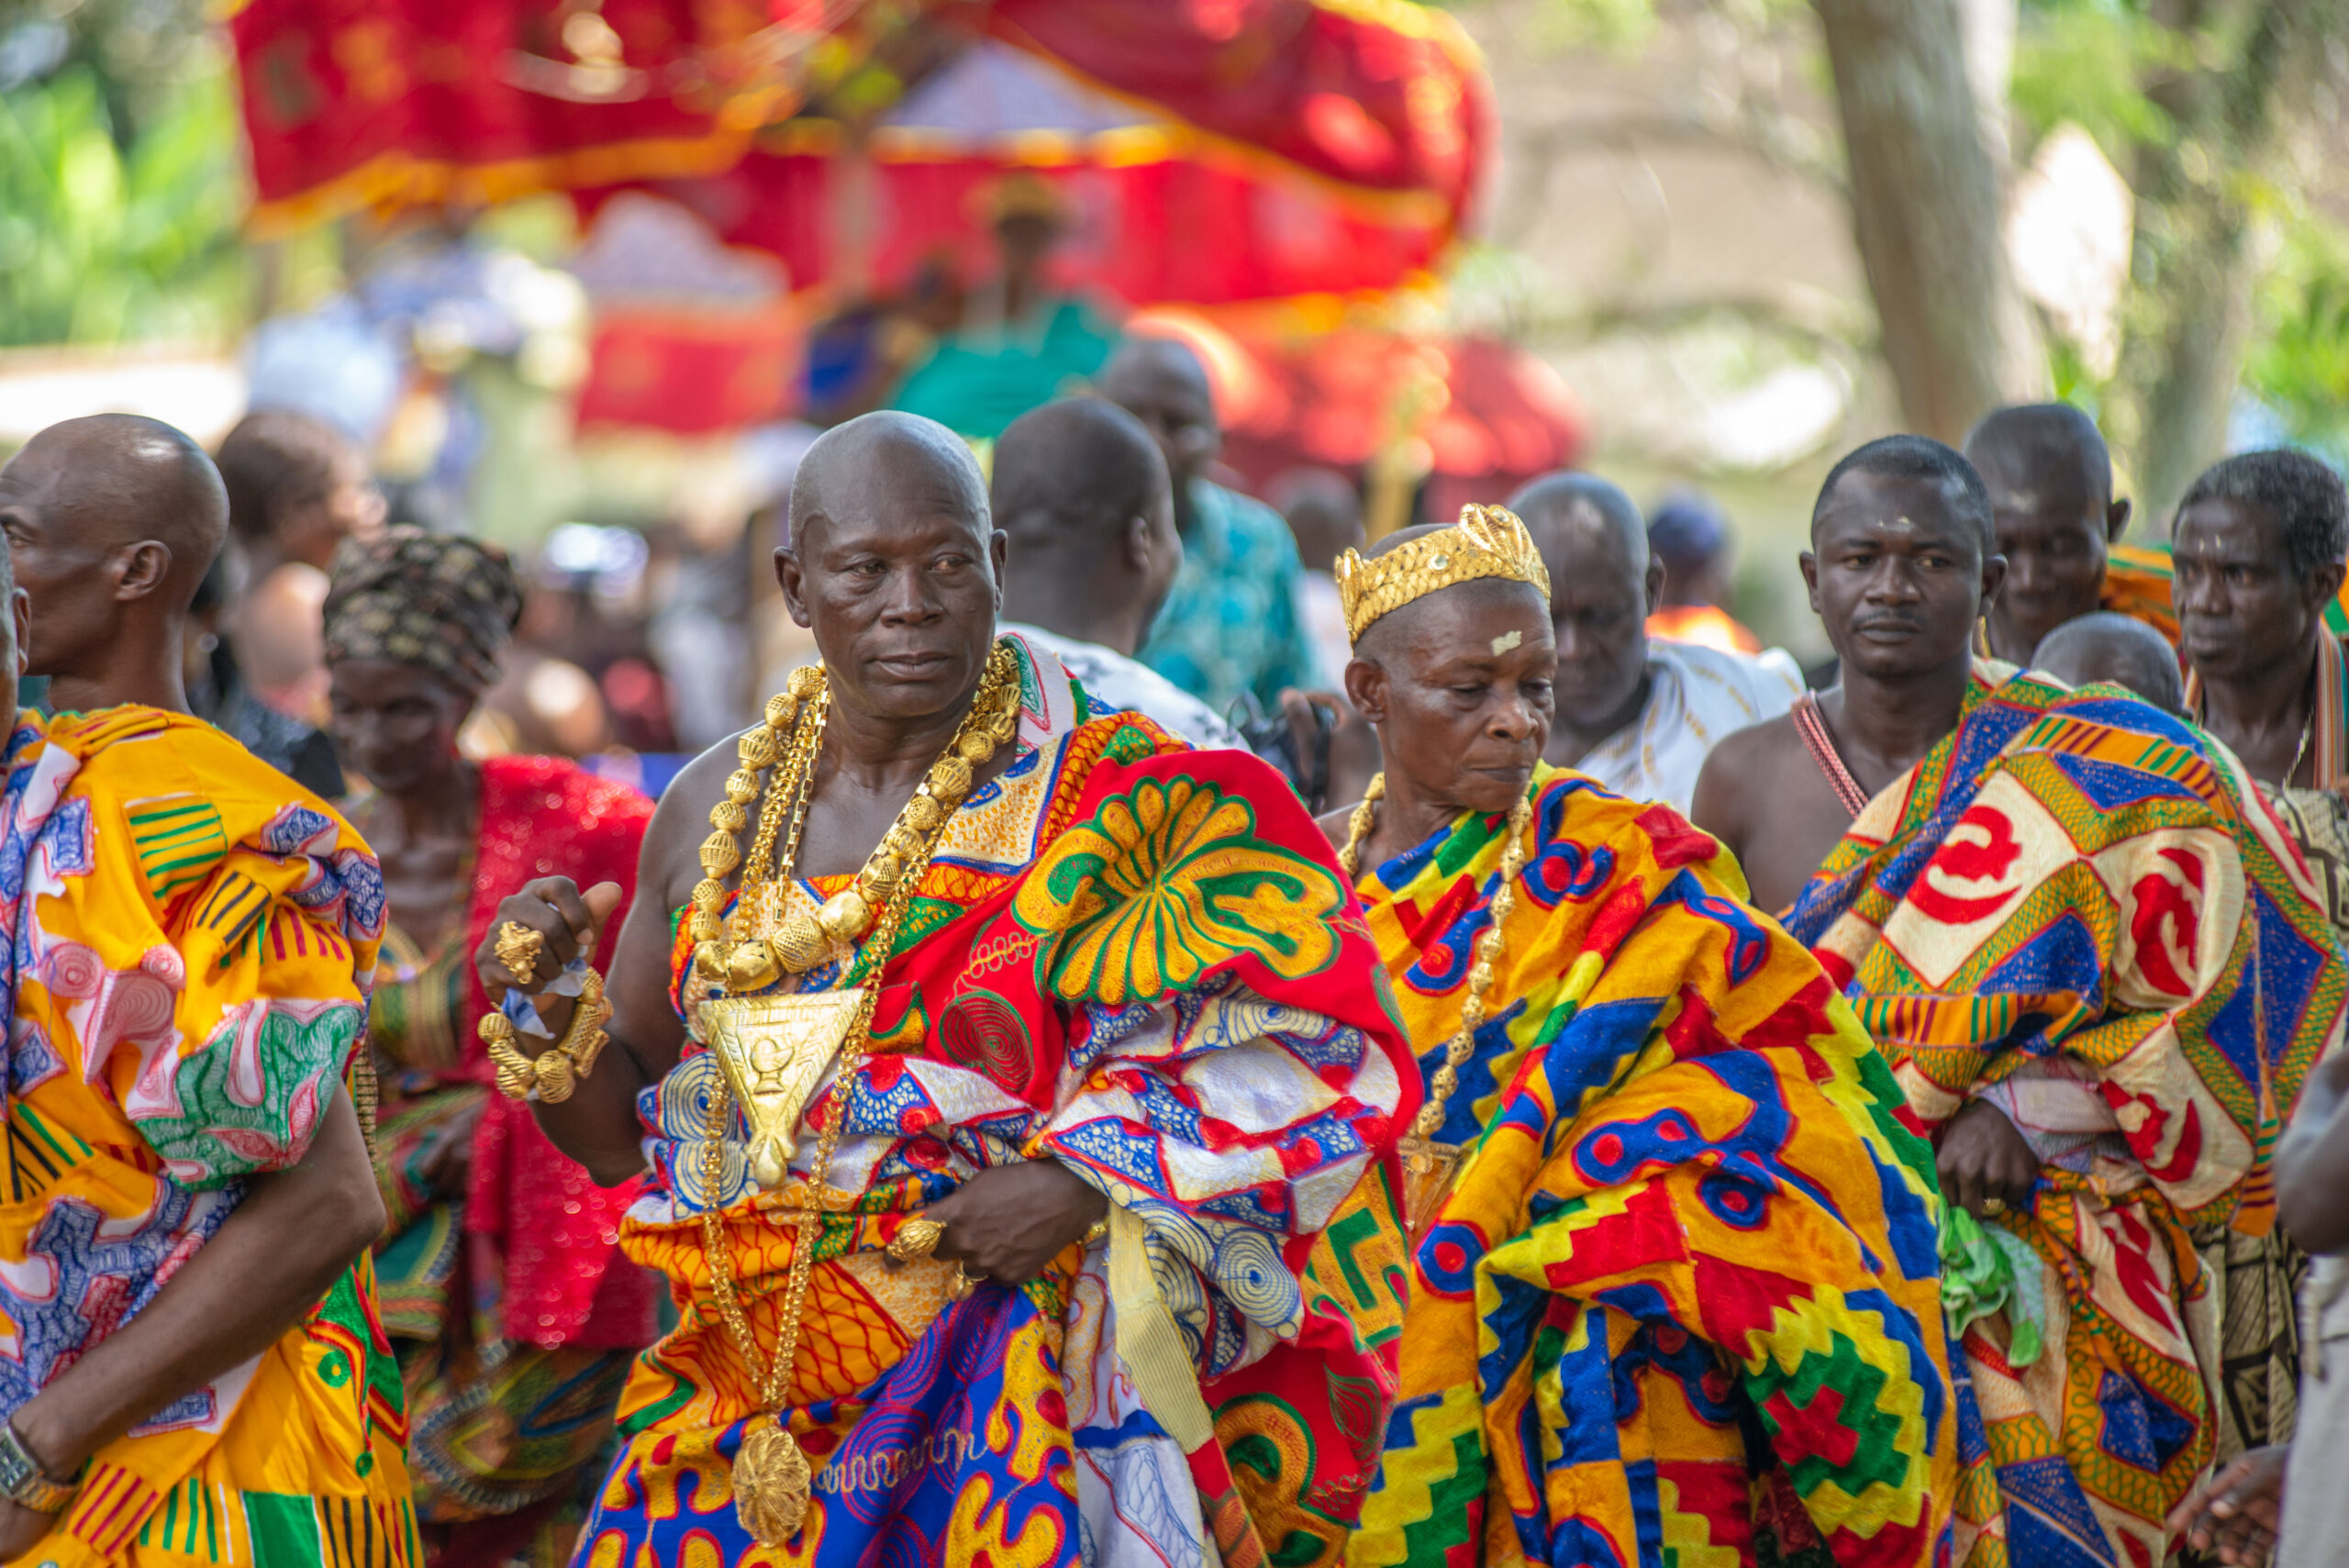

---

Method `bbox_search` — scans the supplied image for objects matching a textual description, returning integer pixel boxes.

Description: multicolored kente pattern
[1782,666,2349,1568]
[1350,765,1955,1568]
[0,706,416,1568]
[577,634,1417,1568]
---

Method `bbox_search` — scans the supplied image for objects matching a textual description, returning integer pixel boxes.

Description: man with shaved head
[1104,336,1320,717]
[1319,504,1954,1566]
[992,396,1242,749]
[0,415,416,1563]
[1508,470,1799,813]
[1964,402,2176,660]
[473,409,1412,1566]
[1699,435,2345,1568]
[2034,611,2186,714]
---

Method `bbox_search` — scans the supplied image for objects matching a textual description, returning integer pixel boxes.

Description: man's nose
[876,566,941,621]
[1865,561,1924,602]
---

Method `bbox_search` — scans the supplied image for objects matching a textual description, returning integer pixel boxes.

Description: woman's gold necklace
[1341,771,1533,1235]
[688,642,1021,1548]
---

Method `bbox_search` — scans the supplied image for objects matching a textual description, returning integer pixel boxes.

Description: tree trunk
[1812,0,2044,443]
[2108,0,2334,529]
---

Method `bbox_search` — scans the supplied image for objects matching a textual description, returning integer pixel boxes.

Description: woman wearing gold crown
[1321,505,1958,1566]
[470,412,1414,1568]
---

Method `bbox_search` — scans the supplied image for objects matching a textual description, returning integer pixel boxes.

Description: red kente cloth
[462,755,656,1350]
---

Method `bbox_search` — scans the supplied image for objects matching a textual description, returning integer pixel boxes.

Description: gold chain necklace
[1341,771,1534,1233]
[685,642,1021,1548]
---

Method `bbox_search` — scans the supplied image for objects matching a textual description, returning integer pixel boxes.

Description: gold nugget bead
[758,695,795,736]
[690,908,723,942]
[700,831,741,875]
[903,795,943,833]
[929,756,972,798]
[710,799,749,833]
[1467,962,1496,993]
[535,1051,577,1103]
[817,889,872,944]
[787,664,825,699]
[956,730,993,764]
[771,913,829,973]
[693,941,727,980]
[727,940,780,991]
[692,877,728,911]
[725,769,763,805]
[863,852,905,895]
[477,1009,516,1045]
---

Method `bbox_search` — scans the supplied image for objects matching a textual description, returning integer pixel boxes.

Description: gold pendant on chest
[697,988,868,1189]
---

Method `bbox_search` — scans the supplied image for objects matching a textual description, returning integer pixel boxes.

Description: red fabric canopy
[231,0,1490,287]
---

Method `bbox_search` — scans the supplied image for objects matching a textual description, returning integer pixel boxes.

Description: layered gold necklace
[687,640,1022,1547]
[1341,772,1533,1235]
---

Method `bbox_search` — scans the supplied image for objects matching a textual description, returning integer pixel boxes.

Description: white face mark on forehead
[1491,628,1523,655]
[1999,489,2038,511]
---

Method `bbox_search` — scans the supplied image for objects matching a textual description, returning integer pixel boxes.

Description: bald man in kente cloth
[0,416,414,1567]
[1321,505,1955,1567]
[472,410,1413,1566]
[1510,471,1799,814]
[1695,436,2346,1568]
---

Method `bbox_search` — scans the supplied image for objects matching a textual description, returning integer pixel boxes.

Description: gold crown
[1333,504,1553,643]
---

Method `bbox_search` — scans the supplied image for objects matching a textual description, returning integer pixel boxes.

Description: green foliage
[2009,3,2188,161]
[2248,217,2349,460]
[0,43,248,347]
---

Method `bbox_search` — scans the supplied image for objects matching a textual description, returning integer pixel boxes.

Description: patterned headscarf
[322,528,524,695]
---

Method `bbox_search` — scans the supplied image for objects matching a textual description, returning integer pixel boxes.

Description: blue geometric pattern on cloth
[1974,910,2103,1025]
[2094,1369,2195,1473]
[2054,752,2200,811]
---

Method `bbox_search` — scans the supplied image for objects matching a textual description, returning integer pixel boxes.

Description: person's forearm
[527,1043,652,1185]
[8,1095,384,1479]
[2278,1051,2349,1251]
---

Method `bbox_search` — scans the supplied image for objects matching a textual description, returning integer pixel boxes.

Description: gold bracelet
[480,969,610,1103]
[1081,1215,1110,1247]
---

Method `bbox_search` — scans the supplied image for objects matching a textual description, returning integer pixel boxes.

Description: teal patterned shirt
[1137,477,1319,717]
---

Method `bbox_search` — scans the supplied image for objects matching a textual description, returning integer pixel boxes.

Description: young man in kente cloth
[1322,504,1956,1567]
[0,414,413,1566]
[1698,436,2345,1568]
[473,411,1414,1567]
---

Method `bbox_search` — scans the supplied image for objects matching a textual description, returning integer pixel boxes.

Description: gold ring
[948,1262,974,1301]
[1981,1196,2007,1217]
[495,921,545,986]
[887,1217,946,1264]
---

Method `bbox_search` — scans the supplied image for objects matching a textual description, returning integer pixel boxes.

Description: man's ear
[11,588,26,678]
[115,541,170,602]
[1342,655,1386,726]
[1124,514,1153,573]
[1798,550,1820,614]
[2309,558,2345,619]
[2108,497,2132,543]
[1643,558,1666,616]
[988,528,1008,608]
[1979,550,2009,614]
[775,546,811,628]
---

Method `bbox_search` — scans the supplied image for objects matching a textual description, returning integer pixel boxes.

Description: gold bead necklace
[685,641,1021,1547]
[1340,772,1534,1231]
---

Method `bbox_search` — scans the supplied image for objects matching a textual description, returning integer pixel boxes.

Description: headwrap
[1332,502,1551,644]
[322,527,523,694]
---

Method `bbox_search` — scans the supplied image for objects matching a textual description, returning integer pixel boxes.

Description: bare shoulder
[633,731,751,911]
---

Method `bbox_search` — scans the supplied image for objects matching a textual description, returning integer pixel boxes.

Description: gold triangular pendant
[697,989,866,1189]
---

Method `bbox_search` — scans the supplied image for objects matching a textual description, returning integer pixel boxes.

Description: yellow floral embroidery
[1016,776,1344,1004]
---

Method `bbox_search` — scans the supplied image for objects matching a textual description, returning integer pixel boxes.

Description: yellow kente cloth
[1350,765,1955,1567]
[0,708,415,1568]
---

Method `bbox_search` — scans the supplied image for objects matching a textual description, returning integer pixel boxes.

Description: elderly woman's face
[1346,581,1556,819]
[328,657,473,794]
